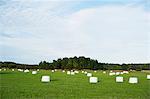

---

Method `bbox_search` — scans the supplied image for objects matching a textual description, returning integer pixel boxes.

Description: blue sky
[0,0,150,64]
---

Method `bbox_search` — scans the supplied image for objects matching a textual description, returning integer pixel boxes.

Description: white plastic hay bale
[62,70,65,72]
[147,75,150,80]
[89,77,98,83]
[18,69,23,72]
[115,72,120,75]
[81,71,84,73]
[37,69,39,71]
[20,69,23,72]
[51,70,55,72]
[120,72,124,75]
[41,76,50,82]
[32,71,37,74]
[54,69,57,71]
[67,71,71,75]
[74,71,79,74]
[109,72,115,76]
[110,70,113,72]
[94,71,97,73]
[129,77,138,84]
[0,69,1,71]
[116,76,123,83]
[123,71,129,74]
[87,73,92,77]
[70,72,75,75]
[24,69,29,73]
[4,68,6,71]
[12,69,14,71]
[84,71,87,74]
[103,71,106,74]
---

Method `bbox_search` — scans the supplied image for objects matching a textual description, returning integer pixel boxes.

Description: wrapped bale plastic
[147,75,150,80]
[62,70,65,72]
[89,77,98,83]
[123,71,129,74]
[115,72,120,75]
[116,76,123,83]
[51,70,55,72]
[24,69,29,73]
[84,71,87,74]
[87,73,92,77]
[41,76,50,82]
[103,71,106,74]
[129,77,138,84]
[74,71,79,74]
[67,71,71,75]
[71,72,75,75]
[109,72,115,76]
[54,69,57,71]
[32,71,37,74]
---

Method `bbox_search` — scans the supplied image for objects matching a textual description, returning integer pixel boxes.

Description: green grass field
[0,69,150,99]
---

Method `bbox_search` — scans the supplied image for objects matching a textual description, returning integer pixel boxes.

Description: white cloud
[0,1,149,64]
[66,5,150,63]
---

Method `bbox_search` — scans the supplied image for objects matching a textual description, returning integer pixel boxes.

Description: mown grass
[0,69,150,99]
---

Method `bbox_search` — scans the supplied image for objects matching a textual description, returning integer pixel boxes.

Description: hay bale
[89,77,98,83]
[37,69,40,71]
[71,72,75,75]
[116,76,123,82]
[147,75,150,80]
[129,77,138,84]
[51,70,55,72]
[103,71,106,74]
[18,69,23,72]
[24,69,29,73]
[54,69,57,71]
[84,71,87,74]
[12,69,14,71]
[109,72,115,76]
[123,71,129,74]
[81,71,84,73]
[115,72,120,75]
[87,73,92,77]
[94,71,97,73]
[74,71,79,73]
[41,76,50,82]
[0,69,1,71]
[67,71,71,75]
[62,70,65,72]
[20,69,23,72]
[32,71,37,74]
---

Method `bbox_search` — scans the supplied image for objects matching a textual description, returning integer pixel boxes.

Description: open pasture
[0,70,150,99]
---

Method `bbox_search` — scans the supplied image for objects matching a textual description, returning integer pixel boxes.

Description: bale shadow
[51,79,59,81]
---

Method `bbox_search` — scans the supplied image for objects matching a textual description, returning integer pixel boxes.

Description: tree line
[0,56,150,71]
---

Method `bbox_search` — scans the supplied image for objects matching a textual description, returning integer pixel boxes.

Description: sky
[0,0,150,64]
